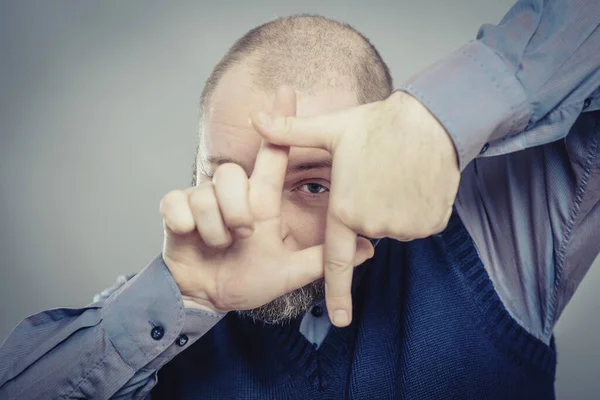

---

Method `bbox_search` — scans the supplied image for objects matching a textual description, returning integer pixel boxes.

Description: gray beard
[237,278,325,325]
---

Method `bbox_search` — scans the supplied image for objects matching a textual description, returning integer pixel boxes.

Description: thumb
[250,110,344,151]
[354,237,375,266]
[283,237,374,293]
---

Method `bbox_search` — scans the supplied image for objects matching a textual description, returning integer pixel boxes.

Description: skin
[162,61,459,328]
[252,80,459,327]
[200,65,358,252]
[160,66,374,322]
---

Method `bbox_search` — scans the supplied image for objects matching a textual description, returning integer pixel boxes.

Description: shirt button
[311,305,323,317]
[176,334,189,347]
[150,326,165,340]
[583,98,591,110]
[480,143,489,154]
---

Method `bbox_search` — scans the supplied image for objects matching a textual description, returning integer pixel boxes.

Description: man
[1,4,600,400]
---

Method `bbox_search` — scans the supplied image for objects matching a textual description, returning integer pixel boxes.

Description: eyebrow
[206,155,332,175]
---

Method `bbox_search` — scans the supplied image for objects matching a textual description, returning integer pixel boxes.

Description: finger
[188,182,233,248]
[160,189,196,235]
[284,238,374,293]
[212,163,253,238]
[354,237,375,265]
[285,244,324,291]
[251,107,347,151]
[323,212,358,327]
[250,85,296,216]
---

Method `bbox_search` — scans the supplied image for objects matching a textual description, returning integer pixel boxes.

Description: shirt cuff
[398,40,531,171]
[101,254,223,370]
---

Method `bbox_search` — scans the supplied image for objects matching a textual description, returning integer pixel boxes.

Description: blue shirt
[1,0,600,398]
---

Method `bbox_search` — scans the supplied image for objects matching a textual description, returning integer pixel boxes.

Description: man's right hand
[158,86,374,313]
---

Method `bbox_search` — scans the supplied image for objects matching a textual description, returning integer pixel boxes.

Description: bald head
[204,15,392,106]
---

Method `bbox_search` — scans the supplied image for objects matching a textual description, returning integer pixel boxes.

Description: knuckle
[387,214,418,241]
[204,235,232,249]
[168,221,190,235]
[361,219,383,239]
[388,215,413,239]
[159,190,182,215]
[330,200,354,226]
[432,220,447,235]
[214,162,245,183]
[165,214,192,234]
[427,207,451,236]
[434,209,452,234]
[326,294,350,307]
[326,257,351,272]
[189,188,217,213]
[418,221,439,238]
[224,214,252,228]
[410,223,430,239]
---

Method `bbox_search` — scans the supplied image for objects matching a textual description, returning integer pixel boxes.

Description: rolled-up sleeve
[0,255,224,400]
[400,0,600,171]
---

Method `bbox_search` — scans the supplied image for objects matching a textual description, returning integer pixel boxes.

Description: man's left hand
[251,90,460,327]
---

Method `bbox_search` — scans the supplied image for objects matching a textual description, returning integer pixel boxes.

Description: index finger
[323,211,357,327]
[250,86,296,218]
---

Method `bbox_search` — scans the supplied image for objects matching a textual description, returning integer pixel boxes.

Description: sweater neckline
[268,314,355,390]
[264,210,557,385]
[265,262,370,391]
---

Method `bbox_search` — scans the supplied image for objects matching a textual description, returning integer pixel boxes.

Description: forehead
[201,64,359,171]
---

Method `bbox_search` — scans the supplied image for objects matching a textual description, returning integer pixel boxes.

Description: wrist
[398,41,529,170]
[162,253,222,313]
[388,91,459,172]
[182,297,222,312]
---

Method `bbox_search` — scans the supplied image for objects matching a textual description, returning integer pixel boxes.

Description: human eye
[297,182,329,196]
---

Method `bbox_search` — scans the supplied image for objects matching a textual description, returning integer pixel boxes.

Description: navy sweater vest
[153,212,556,399]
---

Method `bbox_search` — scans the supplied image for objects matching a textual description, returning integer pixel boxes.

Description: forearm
[1,313,137,399]
[399,0,600,170]
[0,255,224,399]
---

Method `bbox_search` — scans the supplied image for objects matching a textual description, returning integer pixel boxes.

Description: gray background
[0,1,598,398]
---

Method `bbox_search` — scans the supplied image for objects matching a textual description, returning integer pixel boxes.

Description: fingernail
[257,112,272,128]
[333,310,349,326]
[234,227,253,239]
